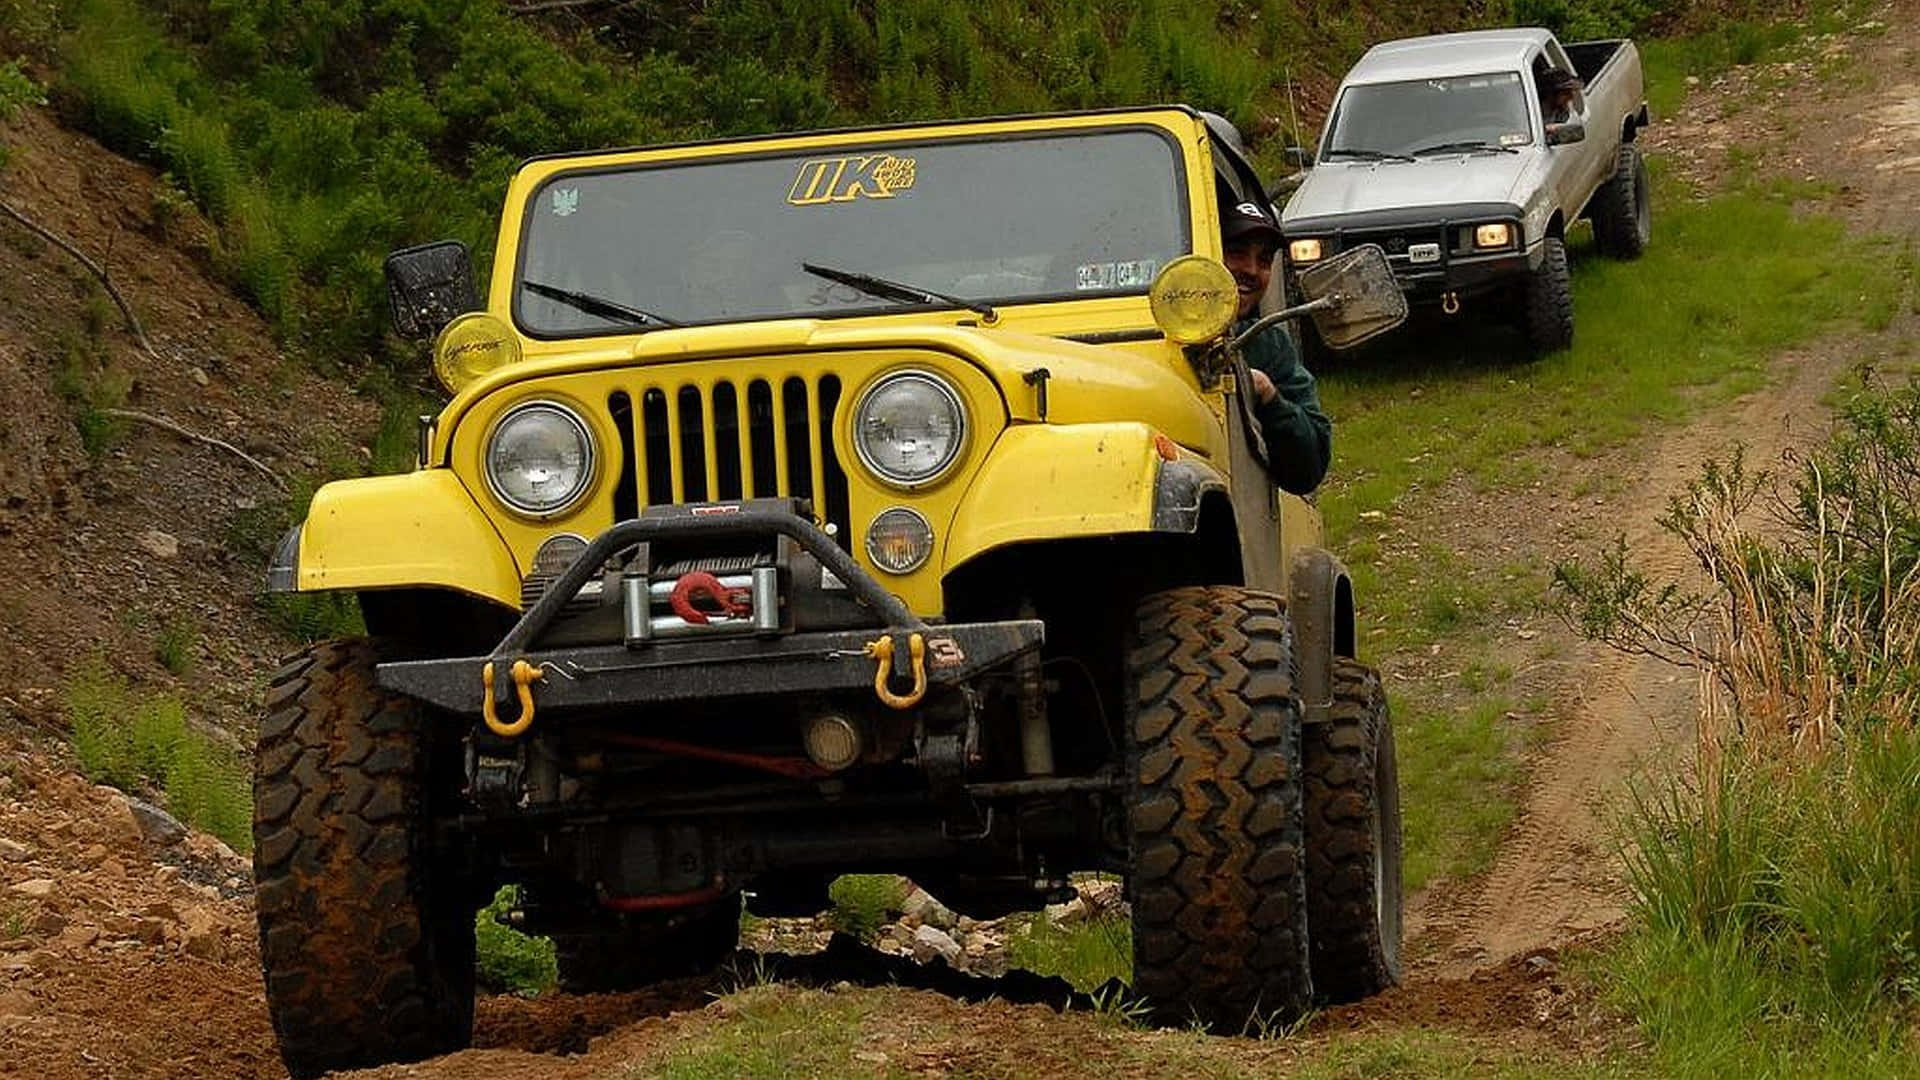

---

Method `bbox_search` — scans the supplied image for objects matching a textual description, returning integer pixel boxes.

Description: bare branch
[103,408,289,493]
[0,198,160,361]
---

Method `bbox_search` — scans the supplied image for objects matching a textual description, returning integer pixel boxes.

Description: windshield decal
[1076,259,1159,291]
[1500,132,1529,147]
[787,154,918,205]
[550,187,579,217]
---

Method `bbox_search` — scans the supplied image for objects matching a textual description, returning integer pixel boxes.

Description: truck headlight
[853,371,966,488]
[485,401,595,517]
[1289,238,1325,263]
[1474,223,1513,249]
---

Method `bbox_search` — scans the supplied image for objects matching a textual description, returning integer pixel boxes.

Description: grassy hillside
[0,0,1773,367]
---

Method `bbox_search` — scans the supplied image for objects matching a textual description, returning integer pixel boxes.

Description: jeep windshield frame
[509,125,1191,340]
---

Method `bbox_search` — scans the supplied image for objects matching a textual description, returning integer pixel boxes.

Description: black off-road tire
[1521,236,1574,356]
[552,898,742,995]
[1304,658,1404,1004]
[1591,145,1651,259]
[254,639,476,1079]
[1125,586,1312,1029]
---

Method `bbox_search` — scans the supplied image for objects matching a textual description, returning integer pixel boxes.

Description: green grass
[619,982,1640,1079]
[64,661,251,851]
[1603,735,1920,1078]
[474,886,558,996]
[826,874,907,941]
[1004,912,1131,992]
[1640,2,1873,120]
[50,328,130,458]
[154,615,197,677]
[1398,696,1524,893]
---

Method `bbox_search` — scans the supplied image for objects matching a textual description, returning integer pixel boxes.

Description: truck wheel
[1591,145,1651,259]
[553,898,742,994]
[254,640,475,1079]
[1304,658,1404,1003]
[1521,236,1574,356]
[1125,586,1312,1028]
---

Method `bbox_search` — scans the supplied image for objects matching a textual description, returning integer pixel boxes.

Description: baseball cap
[1223,199,1282,245]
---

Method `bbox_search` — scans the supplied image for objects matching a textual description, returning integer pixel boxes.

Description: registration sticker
[1499,132,1529,147]
[1076,259,1158,291]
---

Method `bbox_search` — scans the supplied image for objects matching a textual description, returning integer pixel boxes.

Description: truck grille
[605,375,852,547]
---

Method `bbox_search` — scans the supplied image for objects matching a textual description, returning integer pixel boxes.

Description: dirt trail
[1413,4,1920,974]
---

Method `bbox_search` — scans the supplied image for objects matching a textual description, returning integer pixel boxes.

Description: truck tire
[1591,145,1651,259]
[1521,236,1574,356]
[553,898,742,994]
[254,639,475,1079]
[1304,658,1404,1003]
[1125,586,1312,1029]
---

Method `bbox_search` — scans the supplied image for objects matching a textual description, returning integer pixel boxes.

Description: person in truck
[1539,66,1584,134]
[1221,197,1332,495]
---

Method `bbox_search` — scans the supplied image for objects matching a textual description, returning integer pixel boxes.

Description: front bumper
[1282,202,1533,303]
[375,507,1043,715]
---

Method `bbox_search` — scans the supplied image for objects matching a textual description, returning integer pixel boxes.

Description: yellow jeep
[254,106,1406,1076]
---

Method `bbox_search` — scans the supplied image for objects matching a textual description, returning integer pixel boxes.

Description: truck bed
[1565,40,1627,89]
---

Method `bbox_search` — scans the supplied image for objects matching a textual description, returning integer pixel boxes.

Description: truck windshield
[1324,72,1532,159]
[514,128,1189,337]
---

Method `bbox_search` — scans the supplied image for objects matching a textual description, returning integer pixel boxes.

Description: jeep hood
[1282,155,1535,226]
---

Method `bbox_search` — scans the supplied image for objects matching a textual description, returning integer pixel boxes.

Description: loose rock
[126,797,188,847]
[7,878,55,901]
[910,924,963,965]
[137,529,180,559]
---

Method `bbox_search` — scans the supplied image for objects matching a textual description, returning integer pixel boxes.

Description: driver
[1223,199,1331,495]
[1539,68,1583,134]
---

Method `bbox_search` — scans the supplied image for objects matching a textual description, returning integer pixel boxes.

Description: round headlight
[853,372,966,487]
[866,507,935,574]
[485,402,595,517]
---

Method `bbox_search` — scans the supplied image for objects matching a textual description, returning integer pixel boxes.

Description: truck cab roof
[1345,28,1558,85]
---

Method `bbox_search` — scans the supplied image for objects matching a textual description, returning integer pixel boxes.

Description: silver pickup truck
[1279,29,1650,357]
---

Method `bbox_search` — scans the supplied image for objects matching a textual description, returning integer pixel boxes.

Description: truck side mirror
[385,240,478,340]
[1284,145,1315,169]
[1295,244,1408,350]
[1547,122,1587,147]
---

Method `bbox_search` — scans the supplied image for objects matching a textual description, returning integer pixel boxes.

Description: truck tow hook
[1441,291,1461,315]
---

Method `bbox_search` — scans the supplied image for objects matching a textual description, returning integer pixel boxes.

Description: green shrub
[154,615,197,676]
[1005,911,1132,992]
[474,886,557,996]
[825,874,906,940]
[63,662,253,852]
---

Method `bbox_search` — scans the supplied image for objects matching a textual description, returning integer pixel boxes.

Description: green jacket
[1236,317,1332,496]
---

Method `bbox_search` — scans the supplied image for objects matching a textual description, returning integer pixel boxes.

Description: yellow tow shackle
[865,632,928,710]
[481,659,545,738]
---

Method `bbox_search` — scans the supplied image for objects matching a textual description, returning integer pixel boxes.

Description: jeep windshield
[514,128,1189,337]
[1324,71,1533,159]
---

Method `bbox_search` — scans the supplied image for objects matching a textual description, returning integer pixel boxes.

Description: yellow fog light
[1475,223,1513,249]
[433,312,523,393]
[1147,256,1238,345]
[1288,238,1324,263]
[865,507,934,575]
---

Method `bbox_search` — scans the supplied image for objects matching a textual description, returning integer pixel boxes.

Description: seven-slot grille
[606,375,853,547]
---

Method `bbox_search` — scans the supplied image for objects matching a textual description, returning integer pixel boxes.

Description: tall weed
[1555,376,1920,1072]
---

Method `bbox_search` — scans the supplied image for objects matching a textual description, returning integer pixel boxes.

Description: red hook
[668,570,752,624]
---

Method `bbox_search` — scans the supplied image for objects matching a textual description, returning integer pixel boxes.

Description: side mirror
[385,240,478,340]
[1295,244,1408,350]
[1284,145,1315,169]
[1547,121,1587,147]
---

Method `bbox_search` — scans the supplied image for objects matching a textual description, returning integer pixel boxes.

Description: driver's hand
[1249,368,1278,404]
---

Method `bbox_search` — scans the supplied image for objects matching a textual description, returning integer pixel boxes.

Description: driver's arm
[1246,327,1332,495]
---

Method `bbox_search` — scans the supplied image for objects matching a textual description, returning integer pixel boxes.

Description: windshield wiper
[1322,147,1416,163]
[522,280,683,328]
[801,262,997,322]
[1411,140,1520,156]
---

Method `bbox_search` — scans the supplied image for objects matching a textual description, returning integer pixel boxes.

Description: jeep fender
[942,423,1229,572]
[1289,546,1357,724]
[271,470,523,609]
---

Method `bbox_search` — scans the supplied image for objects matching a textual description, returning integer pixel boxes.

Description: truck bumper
[374,507,1044,715]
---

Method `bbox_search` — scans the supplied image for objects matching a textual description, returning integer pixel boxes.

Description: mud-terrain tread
[1304,658,1403,1003]
[553,898,742,994]
[1591,145,1651,259]
[253,639,474,1078]
[1522,236,1574,355]
[1125,586,1311,1029]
